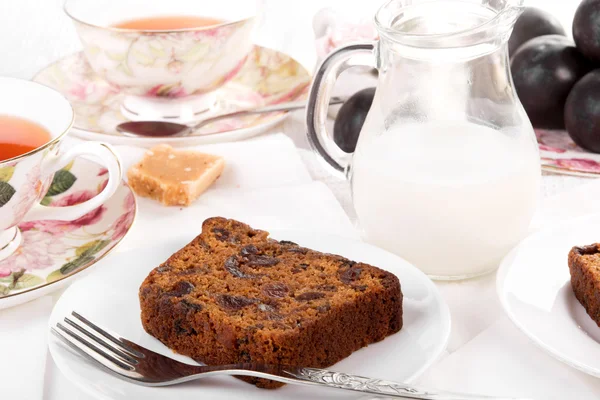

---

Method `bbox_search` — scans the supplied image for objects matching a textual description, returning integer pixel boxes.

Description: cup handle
[25,142,122,222]
[306,42,376,178]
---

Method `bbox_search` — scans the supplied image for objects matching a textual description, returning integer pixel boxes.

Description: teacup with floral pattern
[0,77,122,261]
[64,0,258,121]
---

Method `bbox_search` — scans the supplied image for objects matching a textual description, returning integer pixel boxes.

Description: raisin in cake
[139,217,403,388]
[569,244,600,327]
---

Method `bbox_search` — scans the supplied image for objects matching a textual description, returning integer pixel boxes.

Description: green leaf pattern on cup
[39,168,78,206]
[0,181,16,208]
[46,169,77,197]
[0,166,15,182]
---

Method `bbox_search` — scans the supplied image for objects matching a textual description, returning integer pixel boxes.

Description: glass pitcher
[306,0,540,280]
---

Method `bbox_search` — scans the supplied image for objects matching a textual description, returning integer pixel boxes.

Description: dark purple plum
[333,87,375,153]
[573,0,600,63]
[565,70,600,153]
[509,7,565,56]
[511,35,593,129]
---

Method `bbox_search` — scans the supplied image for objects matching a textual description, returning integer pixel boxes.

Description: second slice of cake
[569,244,600,328]
[139,218,403,388]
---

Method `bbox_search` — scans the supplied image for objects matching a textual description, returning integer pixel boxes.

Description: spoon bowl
[117,121,192,137]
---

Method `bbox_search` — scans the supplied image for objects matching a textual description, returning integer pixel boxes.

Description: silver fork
[51,312,530,400]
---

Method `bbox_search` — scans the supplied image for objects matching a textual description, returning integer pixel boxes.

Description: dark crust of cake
[569,244,600,328]
[139,217,403,388]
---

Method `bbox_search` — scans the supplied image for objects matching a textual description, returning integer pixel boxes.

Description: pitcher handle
[306,42,376,177]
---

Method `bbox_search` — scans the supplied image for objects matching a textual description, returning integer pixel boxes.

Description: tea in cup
[0,77,122,261]
[64,0,258,121]
[0,115,52,162]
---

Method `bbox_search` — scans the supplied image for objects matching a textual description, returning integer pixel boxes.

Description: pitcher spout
[496,0,525,27]
[374,0,525,50]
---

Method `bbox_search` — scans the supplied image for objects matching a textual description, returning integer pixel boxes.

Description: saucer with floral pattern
[32,46,311,147]
[0,157,136,309]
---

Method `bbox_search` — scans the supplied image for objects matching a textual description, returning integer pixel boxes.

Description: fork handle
[191,365,529,400]
[272,366,527,400]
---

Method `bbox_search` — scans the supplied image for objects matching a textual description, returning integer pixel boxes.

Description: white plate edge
[47,229,452,396]
[496,213,600,378]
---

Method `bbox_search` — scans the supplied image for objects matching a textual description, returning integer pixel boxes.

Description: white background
[0,0,578,80]
[0,0,372,78]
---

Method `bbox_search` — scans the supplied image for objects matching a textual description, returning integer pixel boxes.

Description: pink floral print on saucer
[32,46,311,139]
[0,158,136,298]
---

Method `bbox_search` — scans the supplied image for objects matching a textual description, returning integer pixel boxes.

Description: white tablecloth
[1,1,599,399]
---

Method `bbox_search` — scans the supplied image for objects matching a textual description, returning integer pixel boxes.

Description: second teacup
[64,0,258,121]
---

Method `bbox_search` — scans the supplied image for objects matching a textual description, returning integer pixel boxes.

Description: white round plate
[49,230,450,400]
[498,213,600,377]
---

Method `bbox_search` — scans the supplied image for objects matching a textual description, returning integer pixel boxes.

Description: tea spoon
[116,97,347,138]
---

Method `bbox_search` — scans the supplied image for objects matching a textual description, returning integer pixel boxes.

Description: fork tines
[52,312,141,374]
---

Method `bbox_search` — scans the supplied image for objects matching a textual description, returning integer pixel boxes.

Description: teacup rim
[63,0,255,34]
[0,77,75,166]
